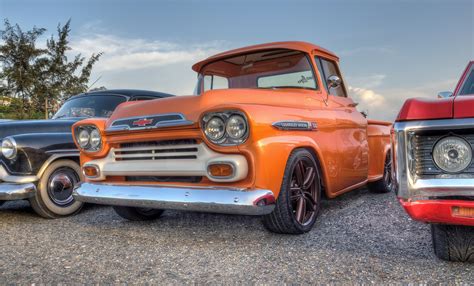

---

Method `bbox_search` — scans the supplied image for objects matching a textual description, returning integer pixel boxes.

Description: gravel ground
[0,188,472,284]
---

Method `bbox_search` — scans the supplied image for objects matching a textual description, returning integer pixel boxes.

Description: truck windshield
[53,95,126,119]
[459,68,474,96]
[195,49,317,95]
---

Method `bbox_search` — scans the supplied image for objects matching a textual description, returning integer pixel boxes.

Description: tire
[29,159,83,218]
[263,149,322,234]
[431,224,474,262]
[368,151,393,193]
[113,206,164,221]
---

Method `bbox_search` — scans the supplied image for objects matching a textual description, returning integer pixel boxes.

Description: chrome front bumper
[73,182,276,216]
[392,118,474,200]
[0,182,36,200]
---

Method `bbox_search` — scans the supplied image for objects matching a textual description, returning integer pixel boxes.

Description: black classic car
[0,89,173,218]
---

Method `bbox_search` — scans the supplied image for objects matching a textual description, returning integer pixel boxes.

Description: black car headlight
[433,136,472,173]
[1,137,17,159]
[202,111,249,146]
[75,125,102,152]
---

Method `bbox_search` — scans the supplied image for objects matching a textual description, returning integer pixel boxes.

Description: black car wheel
[263,149,322,234]
[432,224,474,262]
[113,206,164,221]
[30,159,83,218]
[368,152,393,193]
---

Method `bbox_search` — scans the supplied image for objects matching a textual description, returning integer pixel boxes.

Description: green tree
[0,19,102,119]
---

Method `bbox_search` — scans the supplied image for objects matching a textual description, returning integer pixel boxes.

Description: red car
[393,61,474,262]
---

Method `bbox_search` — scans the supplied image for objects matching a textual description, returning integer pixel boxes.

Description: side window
[315,57,347,97]
[131,96,158,101]
[203,75,229,91]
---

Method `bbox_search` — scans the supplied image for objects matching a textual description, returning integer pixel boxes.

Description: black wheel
[368,152,393,193]
[431,224,474,262]
[113,206,164,221]
[29,159,83,218]
[263,149,322,234]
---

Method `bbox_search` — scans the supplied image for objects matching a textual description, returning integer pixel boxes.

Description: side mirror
[327,75,342,89]
[437,91,453,99]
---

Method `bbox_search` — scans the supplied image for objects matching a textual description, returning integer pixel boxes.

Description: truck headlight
[1,137,17,159]
[75,125,102,152]
[433,136,472,173]
[201,111,249,145]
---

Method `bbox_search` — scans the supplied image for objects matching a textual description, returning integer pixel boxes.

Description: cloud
[67,34,230,94]
[348,78,459,121]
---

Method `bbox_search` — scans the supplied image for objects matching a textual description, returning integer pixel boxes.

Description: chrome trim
[0,183,36,200]
[73,182,276,216]
[46,149,79,154]
[272,120,317,131]
[0,165,37,183]
[107,113,194,132]
[36,153,80,179]
[393,118,474,200]
[1,137,18,159]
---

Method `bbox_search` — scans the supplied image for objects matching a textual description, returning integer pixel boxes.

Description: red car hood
[397,95,474,121]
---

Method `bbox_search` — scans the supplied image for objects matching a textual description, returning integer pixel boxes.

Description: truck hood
[0,119,80,139]
[106,89,317,128]
[397,95,474,121]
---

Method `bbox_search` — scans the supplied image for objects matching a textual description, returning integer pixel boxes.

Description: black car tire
[263,149,322,234]
[113,206,164,221]
[30,159,83,218]
[432,224,474,262]
[368,152,393,193]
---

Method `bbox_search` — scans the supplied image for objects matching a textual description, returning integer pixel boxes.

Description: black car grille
[414,133,474,177]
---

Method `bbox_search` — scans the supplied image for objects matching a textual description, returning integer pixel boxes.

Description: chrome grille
[114,139,198,161]
[414,133,474,177]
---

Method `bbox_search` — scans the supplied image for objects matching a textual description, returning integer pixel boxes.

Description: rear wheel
[113,206,164,221]
[431,224,474,262]
[263,149,322,234]
[29,159,83,218]
[368,151,393,193]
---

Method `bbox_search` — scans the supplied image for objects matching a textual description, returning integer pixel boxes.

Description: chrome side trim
[0,183,36,200]
[0,165,37,183]
[36,153,80,179]
[393,118,474,200]
[73,183,276,216]
[272,120,317,131]
[107,113,194,132]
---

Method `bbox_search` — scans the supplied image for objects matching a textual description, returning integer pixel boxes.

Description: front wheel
[431,224,474,262]
[29,159,83,218]
[113,206,164,221]
[263,149,322,234]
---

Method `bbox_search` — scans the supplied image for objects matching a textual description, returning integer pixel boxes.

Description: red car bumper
[400,199,474,226]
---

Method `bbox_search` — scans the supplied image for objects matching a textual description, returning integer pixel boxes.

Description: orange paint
[73,41,391,199]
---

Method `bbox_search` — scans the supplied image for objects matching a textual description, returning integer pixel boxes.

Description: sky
[1,0,473,121]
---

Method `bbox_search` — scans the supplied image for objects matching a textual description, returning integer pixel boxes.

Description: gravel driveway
[0,188,472,284]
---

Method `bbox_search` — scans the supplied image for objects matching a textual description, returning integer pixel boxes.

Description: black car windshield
[195,49,317,95]
[459,68,474,96]
[52,95,127,119]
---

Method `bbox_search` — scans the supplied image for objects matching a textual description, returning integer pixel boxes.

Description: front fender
[3,133,77,176]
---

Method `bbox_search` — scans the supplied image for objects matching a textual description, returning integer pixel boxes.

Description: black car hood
[0,118,81,139]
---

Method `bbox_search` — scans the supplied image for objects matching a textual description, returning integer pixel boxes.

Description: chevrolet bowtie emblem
[132,118,153,127]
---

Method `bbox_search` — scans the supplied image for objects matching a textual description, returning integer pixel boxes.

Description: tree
[0,19,102,119]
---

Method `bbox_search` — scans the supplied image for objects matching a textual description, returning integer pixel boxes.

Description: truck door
[315,57,369,192]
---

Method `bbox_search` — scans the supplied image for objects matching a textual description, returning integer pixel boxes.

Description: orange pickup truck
[72,42,392,234]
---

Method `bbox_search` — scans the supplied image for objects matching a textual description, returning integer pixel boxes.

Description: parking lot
[0,187,472,284]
